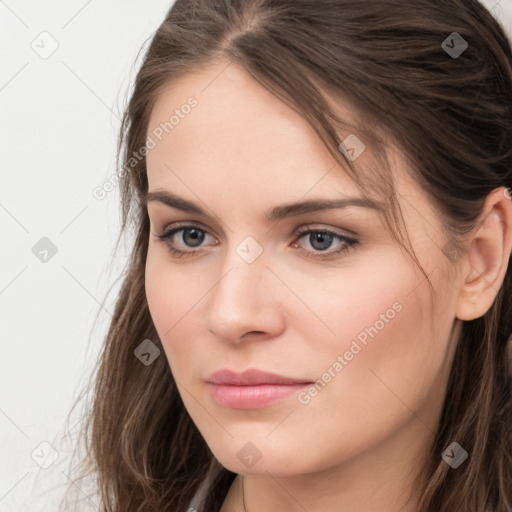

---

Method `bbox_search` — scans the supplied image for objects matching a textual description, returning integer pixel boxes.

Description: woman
[63,1,512,511]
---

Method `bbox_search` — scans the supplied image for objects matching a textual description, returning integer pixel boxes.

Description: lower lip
[208,383,310,409]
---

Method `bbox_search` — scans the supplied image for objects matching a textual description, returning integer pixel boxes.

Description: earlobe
[455,187,512,321]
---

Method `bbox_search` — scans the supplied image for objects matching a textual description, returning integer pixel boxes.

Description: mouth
[205,368,313,409]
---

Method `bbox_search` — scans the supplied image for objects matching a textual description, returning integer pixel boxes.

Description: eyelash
[154,223,359,260]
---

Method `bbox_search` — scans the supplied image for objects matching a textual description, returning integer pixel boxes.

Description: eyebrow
[144,190,384,222]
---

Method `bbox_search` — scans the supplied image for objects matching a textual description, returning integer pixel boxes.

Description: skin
[143,59,512,512]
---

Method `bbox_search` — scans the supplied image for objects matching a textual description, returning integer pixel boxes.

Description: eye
[154,224,217,258]
[291,225,359,259]
[153,223,359,259]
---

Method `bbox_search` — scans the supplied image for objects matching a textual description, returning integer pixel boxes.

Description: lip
[206,368,313,409]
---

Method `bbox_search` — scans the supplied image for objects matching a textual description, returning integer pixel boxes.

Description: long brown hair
[61,1,512,511]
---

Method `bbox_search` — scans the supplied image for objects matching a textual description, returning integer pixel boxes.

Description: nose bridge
[213,235,267,308]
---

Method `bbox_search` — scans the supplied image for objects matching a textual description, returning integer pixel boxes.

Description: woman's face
[144,60,463,479]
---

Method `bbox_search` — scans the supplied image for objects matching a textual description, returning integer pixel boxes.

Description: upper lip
[206,368,312,386]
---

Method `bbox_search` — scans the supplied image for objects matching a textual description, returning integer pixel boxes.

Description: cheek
[144,248,192,363]
[300,261,450,437]
[291,251,442,406]
[145,243,203,323]
[275,249,424,361]
[145,247,217,383]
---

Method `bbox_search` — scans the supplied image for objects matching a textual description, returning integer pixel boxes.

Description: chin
[207,438,315,476]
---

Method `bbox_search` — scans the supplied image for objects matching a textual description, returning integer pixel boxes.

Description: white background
[1,1,511,510]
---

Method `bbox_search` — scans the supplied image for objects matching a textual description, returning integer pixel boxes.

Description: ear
[455,187,512,321]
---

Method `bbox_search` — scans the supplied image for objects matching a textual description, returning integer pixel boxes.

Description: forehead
[148,60,330,150]
[146,61,368,200]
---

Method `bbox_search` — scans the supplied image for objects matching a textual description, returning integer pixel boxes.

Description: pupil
[184,228,204,247]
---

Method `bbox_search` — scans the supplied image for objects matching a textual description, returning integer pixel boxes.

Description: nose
[205,242,285,344]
